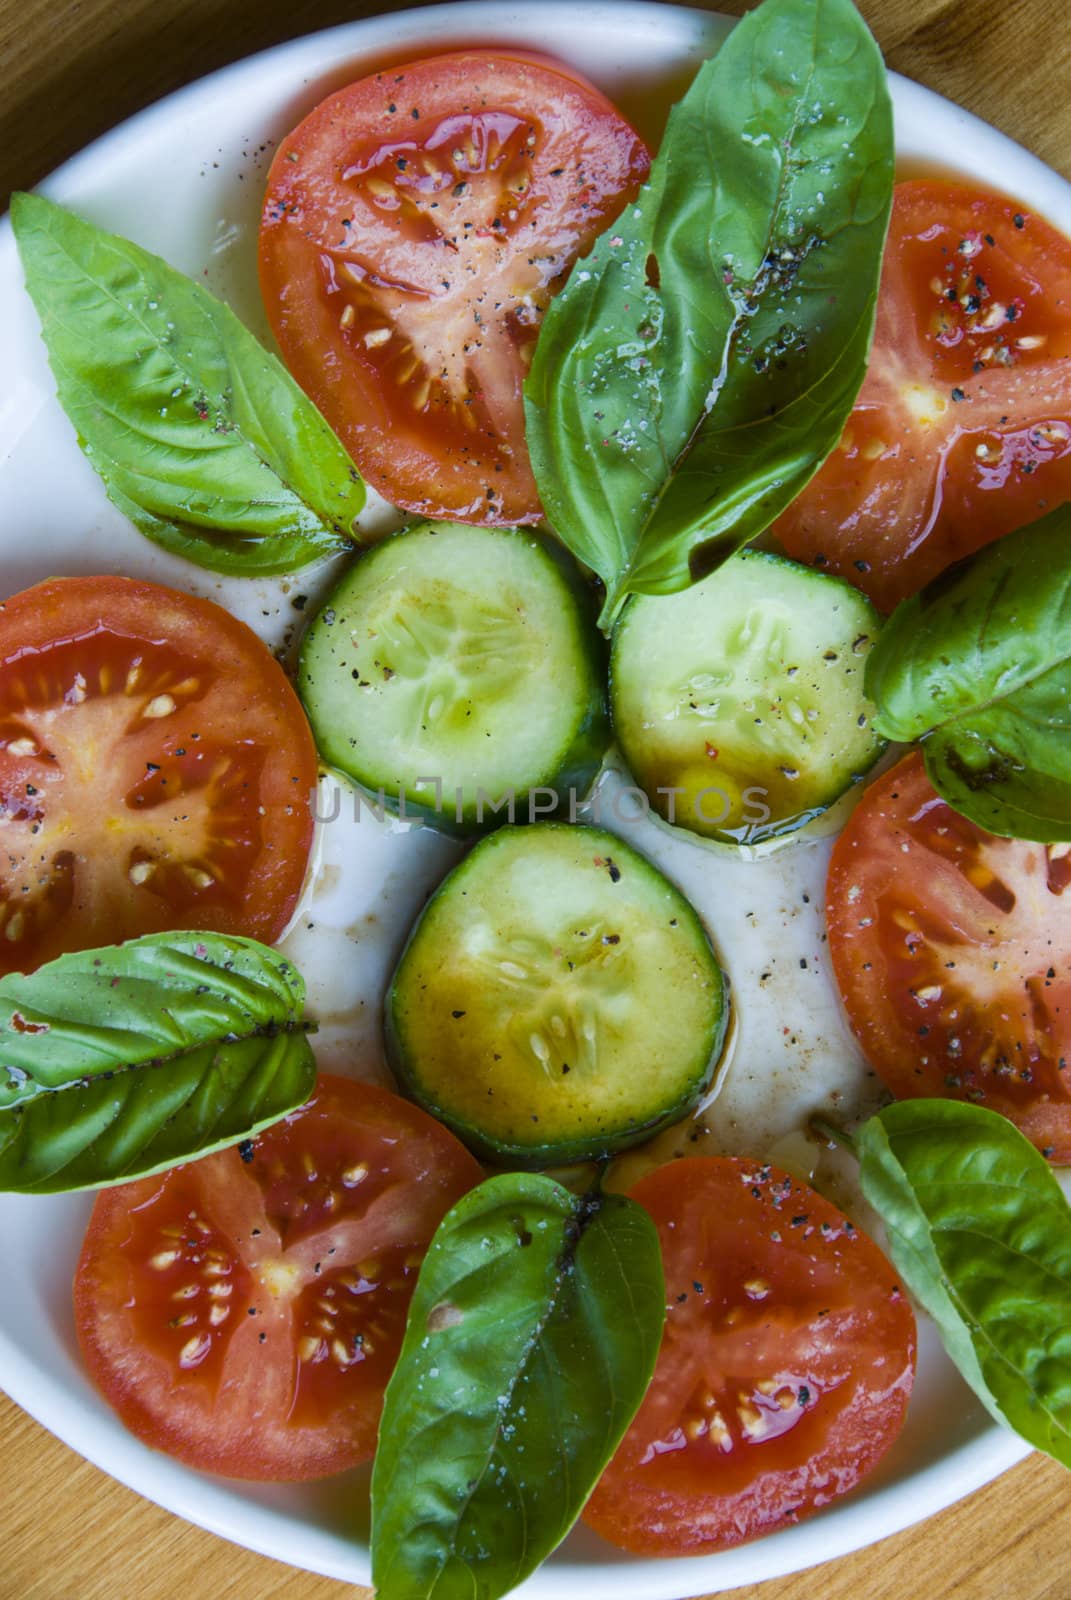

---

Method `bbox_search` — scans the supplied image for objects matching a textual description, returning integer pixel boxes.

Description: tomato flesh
[827,752,1071,1160]
[0,576,317,973]
[775,181,1071,610]
[259,51,649,524]
[74,1076,483,1480]
[584,1157,915,1555]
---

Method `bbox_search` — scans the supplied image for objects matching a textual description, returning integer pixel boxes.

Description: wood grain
[3,1,1071,1597]
[2,1389,1069,1600]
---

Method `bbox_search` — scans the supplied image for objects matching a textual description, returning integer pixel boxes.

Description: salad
[4,0,1071,1595]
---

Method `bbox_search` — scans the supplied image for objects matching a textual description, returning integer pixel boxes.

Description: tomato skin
[0,575,317,974]
[775,181,1071,611]
[827,752,1071,1160]
[259,50,649,525]
[74,1075,484,1481]
[583,1157,915,1555]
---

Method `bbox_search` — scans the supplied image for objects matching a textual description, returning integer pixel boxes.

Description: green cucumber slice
[611,550,886,845]
[298,522,608,833]
[386,823,729,1166]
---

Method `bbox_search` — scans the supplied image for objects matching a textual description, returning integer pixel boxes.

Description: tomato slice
[0,575,317,974]
[74,1076,483,1480]
[258,50,649,525]
[827,752,1071,1160]
[775,180,1071,611]
[584,1157,914,1555]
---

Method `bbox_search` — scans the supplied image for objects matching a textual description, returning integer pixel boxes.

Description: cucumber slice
[611,551,885,845]
[386,823,729,1167]
[298,522,608,833]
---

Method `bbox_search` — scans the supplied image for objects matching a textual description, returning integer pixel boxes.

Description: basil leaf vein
[0,932,315,1192]
[857,1100,1071,1465]
[371,1173,664,1600]
[524,0,893,629]
[12,192,365,577]
[865,506,1071,840]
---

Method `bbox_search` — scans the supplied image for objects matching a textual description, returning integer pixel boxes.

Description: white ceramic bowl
[2,3,1067,1593]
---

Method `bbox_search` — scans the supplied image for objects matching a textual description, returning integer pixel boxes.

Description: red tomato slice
[775,180,1071,611]
[584,1157,915,1555]
[0,575,317,975]
[827,752,1071,1160]
[259,50,649,525]
[74,1076,483,1480]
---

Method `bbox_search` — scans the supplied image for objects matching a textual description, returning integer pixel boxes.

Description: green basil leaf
[371,1173,664,1600]
[12,192,365,576]
[0,932,314,1192]
[865,507,1071,840]
[857,1100,1071,1466]
[524,0,893,630]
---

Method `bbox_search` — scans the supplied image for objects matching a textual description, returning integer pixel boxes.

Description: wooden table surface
[2,1,1070,1597]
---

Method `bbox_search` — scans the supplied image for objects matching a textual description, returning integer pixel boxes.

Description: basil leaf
[857,1100,1071,1466]
[12,192,365,576]
[524,0,893,630]
[865,507,1071,840]
[371,1173,664,1600]
[0,932,314,1192]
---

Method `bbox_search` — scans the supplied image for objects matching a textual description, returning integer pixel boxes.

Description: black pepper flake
[1014,213,1025,229]
[238,1139,254,1163]
[451,1009,466,1019]
[951,387,965,402]
[798,1385,811,1406]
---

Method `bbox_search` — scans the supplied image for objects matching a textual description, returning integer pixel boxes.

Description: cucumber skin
[298,526,611,838]
[385,1025,729,1168]
[610,550,887,848]
[384,822,730,1168]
